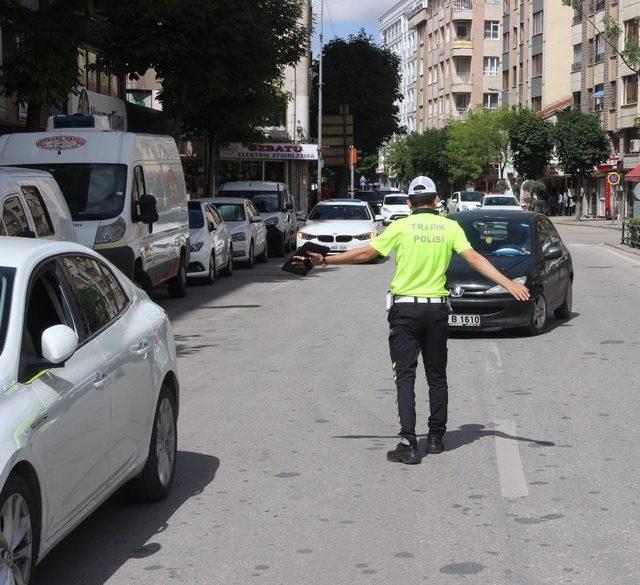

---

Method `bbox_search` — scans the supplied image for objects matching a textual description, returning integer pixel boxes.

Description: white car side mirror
[375,215,384,222]
[41,325,78,365]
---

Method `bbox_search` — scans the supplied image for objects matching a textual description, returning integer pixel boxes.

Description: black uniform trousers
[388,301,449,445]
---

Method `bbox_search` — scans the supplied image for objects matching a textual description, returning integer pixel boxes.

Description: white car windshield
[23,163,127,221]
[384,196,408,206]
[460,192,485,203]
[484,197,519,206]
[216,204,246,222]
[221,191,281,213]
[0,267,15,355]
[309,205,371,221]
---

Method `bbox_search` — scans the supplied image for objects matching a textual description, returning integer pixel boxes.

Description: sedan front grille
[336,235,353,243]
[317,235,334,243]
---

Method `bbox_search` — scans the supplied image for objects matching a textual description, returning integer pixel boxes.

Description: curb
[604,242,640,257]
[552,219,622,231]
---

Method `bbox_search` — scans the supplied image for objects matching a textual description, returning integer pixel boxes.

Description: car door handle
[130,340,150,358]
[94,372,111,390]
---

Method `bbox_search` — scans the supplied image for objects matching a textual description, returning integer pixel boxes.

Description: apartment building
[502,0,573,111]
[572,0,638,218]
[379,0,423,132]
[409,0,503,130]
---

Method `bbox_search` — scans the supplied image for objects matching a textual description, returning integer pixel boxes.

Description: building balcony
[595,53,605,64]
[571,62,582,72]
[453,0,474,11]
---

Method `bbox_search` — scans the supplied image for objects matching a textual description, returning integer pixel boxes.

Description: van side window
[3,196,30,237]
[22,186,54,237]
[132,166,146,220]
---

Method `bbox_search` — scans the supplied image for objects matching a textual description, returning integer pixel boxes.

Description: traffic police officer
[301,184,529,464]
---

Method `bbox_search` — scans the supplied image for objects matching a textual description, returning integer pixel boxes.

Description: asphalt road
[37,222,640,585]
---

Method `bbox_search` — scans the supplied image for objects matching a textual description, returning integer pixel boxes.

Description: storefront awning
[624,166,640,181]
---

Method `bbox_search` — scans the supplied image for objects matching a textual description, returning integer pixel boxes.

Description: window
[531,96,542,112]
[503,32,510,53]
[572,44,582,70]
[625,19,639,43]
[532,54,543,77]
[455,22,470,39]
[513,26,518,48]
[512,65,517,87]
[2,196,30,237]
[503,0,509,14]
[454,57,471,81]
[519,22,524,44]
[21,186,53,237]
[503,70,509,90]
[87,51,97,92]
[485,21,499,40]
[484,56,500,76]
[611,80,617,108]
[98,263,128,315]
[623,74,638,105]
[595,34,604,62]
[60,256,125,336]
[594,83,604,111]
[484,93,499,109]
[455,93,470,114]
[532,11,543,35]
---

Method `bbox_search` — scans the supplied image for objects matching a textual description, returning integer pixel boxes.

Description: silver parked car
[0,238,179,584]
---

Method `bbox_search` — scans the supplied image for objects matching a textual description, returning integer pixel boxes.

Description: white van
[0,114,190,297]
[0,167,76,241]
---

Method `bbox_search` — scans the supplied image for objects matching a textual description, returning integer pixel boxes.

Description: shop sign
[68,88,127,131]
[36,135,87,151]
[220,142,318,161]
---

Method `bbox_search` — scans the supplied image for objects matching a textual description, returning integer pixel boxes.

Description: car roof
[484,194,517,198]
[0,166,54,179]
[451,209,540,221]
[320,199,367,205]
[199,197,248,205]
[0,237,97,269]
[383,193,408,198]
[219,181,284,191]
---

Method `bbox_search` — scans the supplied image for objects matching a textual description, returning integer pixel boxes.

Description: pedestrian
[294,183,530,464]
[557,192,565,217]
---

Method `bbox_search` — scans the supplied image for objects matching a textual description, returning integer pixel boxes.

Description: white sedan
[297,199,384,253]
[380,193,410,224]
[188,200,233,283]
[481,194,524,210]
[208,197,268,268]
[0,238,179,584]
[446,191,486,214]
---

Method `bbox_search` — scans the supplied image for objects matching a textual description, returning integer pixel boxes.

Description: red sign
[36,136,87,151]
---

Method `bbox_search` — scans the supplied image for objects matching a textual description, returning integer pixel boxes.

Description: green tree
[509,108,555,180]
[0,0,89,130]
[384,129,448,188]
[320,30,402,157]
[98,0,307,177]
[444,108,513,184]
[554,109,610,219]
[355,154,380,182]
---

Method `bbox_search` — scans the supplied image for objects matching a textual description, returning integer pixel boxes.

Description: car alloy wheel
[156,397,177,488]
[0,493,33,585]
[530,294,547,333]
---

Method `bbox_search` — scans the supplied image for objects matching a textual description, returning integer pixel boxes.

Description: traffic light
[349,146,358,168]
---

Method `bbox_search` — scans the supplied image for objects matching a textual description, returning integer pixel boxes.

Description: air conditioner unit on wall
[630,139,640,154]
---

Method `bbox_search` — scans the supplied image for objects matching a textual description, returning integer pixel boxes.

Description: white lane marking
[494,419,529,498]
[598,245,640,266]
[484,342,503,374]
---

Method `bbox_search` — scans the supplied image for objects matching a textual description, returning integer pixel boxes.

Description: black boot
[387,442,421,465]
[426,433,444,454]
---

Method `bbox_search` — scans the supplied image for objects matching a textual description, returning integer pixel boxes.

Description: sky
[310,0,392,54]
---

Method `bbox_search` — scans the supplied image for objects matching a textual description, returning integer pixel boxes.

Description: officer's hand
[292,251,324,268]
[506,282,530,302]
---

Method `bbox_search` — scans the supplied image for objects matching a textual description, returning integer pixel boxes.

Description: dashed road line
[494,419,529,498]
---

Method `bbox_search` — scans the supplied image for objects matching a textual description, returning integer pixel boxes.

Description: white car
[188,200,233,283]
[297,199,384,254]
[481,194,524,211]
[446,191,486,214]
[207,197,268,267]
[0,238,179,584]
[380,193,410,224]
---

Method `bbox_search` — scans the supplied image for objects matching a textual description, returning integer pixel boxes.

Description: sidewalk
[550,216,622,231]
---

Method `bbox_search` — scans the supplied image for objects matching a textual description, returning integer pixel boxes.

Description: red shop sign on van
[36,135,87,151]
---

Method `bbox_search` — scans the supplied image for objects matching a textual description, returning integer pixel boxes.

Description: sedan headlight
[485,276,527,295]
[264,217,279,226]
[354,232,377,241]
[232,232,246,242]
[297,231,315,240]
[190,242,204,252]
[94,217,126,245]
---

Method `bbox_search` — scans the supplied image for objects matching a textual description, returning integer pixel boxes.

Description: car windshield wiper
[492,250,530,256]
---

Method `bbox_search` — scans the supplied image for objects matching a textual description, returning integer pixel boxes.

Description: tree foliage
[0,0,88,129]
[98,0,308,141]
[444,108,512,183]
[383,129,448,188]
[321,30,402,157]
[508,108,555,180]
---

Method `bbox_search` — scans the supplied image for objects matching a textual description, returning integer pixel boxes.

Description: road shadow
[449,311,580,340]
[36,451,220,585]
[334,423,554,454]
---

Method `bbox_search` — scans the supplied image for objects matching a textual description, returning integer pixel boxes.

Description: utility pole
[317,0,324,199]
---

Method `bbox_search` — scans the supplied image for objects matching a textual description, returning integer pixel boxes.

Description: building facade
[502,0,573,111]
[409,0,503,130]
[379,0,422,132]
[572,0,638,218]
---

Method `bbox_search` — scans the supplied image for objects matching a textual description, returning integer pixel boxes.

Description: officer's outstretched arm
[303,247,379,266]
[459,249,530,301]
